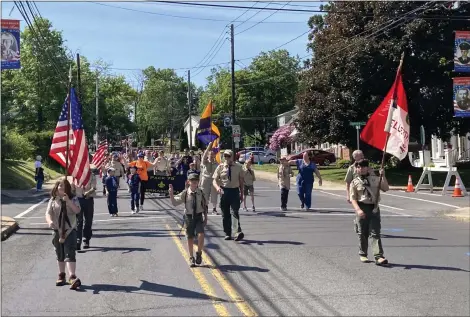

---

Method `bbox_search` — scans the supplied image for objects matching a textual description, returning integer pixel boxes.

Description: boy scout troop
[199,141,219,214]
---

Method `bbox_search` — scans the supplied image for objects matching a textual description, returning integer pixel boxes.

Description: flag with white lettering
[360,69,410,160]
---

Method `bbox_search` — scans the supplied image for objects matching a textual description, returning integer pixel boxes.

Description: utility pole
[170,84,174,152]
[95,69,99,149]
[188,69,192,149]
[230,23,236,153]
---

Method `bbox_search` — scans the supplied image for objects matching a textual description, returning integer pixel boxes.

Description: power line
[236,1,291,35]
[233,1,259,28]
[192,26,229,69]
[235,1,271,28]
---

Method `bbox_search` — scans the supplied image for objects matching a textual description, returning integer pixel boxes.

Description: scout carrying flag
[360,54,410,160]
[197,100,221,163]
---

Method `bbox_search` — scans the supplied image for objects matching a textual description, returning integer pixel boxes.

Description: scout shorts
[185,214,204,239]
[244,185,254,196]
[52,229,77,262]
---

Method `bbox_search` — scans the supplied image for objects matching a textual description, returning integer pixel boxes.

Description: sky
[1,1,321,88]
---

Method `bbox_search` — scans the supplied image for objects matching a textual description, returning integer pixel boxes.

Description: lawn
[1,159,63,190]
[253,163,470,188]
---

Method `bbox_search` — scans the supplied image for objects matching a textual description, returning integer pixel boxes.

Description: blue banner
[146,175,186,195]
[1,19,21,70]
[454,31,470,73]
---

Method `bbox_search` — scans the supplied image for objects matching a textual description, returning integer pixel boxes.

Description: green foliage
[2,130,34,160]
[296,1,470,149]
[179,128,189,151]
[336,159,350,168]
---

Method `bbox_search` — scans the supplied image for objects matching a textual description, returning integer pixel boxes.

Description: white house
[183,115,200,148]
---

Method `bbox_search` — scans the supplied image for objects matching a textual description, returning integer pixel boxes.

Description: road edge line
[165,224,230,317]
[14,197,49,219]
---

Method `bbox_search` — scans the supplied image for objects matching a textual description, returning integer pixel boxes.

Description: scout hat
[355,159,369,167]
[107,167,115,172]
[137,152,145,158]
[459,41,470,51]
[188,172,200,181]
[223,150,233,157]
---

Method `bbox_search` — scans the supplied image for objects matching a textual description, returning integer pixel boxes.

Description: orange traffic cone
[452,178,464,197]
[406,175,414,192]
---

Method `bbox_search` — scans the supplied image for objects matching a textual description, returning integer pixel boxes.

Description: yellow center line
[173,223,258,317]
[165,224,230,317]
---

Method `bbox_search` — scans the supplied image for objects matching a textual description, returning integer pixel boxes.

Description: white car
[238,151,277,164]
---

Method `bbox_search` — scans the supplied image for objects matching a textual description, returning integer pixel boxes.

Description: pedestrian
[350,159,389,266]
[288,150,323,210]
[106,154,125,190]
[101,155,112,195]
[242,160,256,212]
[199,141,219,214]
[127,166,141,214]
[128,152,159,211]
[34,155,44,192]
[71,165,97,250]
[169,173,208,267]
[212,150,245,241]
[105,167,119,217]
[187,162,199,177]
[45,178,82,289]
[277,156,294,211]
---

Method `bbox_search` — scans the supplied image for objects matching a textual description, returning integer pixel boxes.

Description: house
[183,115,200,148]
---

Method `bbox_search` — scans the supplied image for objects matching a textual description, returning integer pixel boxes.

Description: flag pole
[375,52,405,210]
[65,65,73,178]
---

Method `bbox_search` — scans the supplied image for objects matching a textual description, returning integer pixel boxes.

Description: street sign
[234,136,240,143]
[232,125,241,137]
[349,121,366,126]
[234,141,240,149]
[420,125,425,145]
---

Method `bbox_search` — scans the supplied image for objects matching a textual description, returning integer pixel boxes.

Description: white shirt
[155,157,168,172]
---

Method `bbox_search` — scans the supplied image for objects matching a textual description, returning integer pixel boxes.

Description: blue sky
[2,1,319,88]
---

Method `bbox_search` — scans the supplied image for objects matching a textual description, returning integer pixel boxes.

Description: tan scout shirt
[107,160,126,177]
[350,175,388,204]
[72,174,97,198]
[45,196,80,237]
[277,165,294,189]
[155,157,169,172]
[213,162,243,188]
[170,187,207,215]
[345,164,376,183]
[201,158,219,178]
[242,165,256,186]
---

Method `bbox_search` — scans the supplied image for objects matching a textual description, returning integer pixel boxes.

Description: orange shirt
[129,159,153,181]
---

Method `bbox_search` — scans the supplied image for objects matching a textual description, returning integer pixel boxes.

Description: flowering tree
[269,124,294,150]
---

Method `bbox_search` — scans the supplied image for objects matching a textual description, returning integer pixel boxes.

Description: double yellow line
[166,224,257,317]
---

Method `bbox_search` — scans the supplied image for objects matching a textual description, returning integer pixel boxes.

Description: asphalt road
[2,179,469,316]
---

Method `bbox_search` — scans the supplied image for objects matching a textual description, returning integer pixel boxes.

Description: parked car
[236,147,266,159]
[286,149,336,166]
[239,151,277,164]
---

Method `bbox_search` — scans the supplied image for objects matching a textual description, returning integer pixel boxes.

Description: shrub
[336,159,350,168]
[2,130,34,160]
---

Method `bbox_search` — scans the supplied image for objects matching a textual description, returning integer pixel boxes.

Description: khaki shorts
[244,185,254,196]
[52,229,77,262]
[185,214,204,239]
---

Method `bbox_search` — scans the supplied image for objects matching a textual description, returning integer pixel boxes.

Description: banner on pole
[453,77,470,117]
[1,19,21,70]
[454,31,470,73]
[146,174,186,195]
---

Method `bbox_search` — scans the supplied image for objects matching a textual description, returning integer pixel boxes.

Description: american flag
[49,87,91,187]
[91,139,108,169]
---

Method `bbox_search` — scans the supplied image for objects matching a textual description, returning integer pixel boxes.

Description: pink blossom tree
[269,124,294,151]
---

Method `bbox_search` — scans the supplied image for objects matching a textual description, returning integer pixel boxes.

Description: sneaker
[140,205,144,211]
[234,232,244,241]
[115,213,119,217]
[136,207,140,213]
[301,203,304,209]
[195,251,202,265]
[189,256,196,267]
[243,207,248,212]
[131,209,136,215]
[83,240,90,249]
[212,207,217,215]
[110,214,114,217]
[56,273,66,286]
[375,257,389,266]
[69,275,82,290]
[224,235,232,240]
[360,256,368,263]
[76,242,81,251]
[252,206,256,212]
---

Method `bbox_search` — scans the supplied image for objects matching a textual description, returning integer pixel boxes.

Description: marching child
[128,166,141,214]
[105,167,119,217]
[242,160,256,212]
[277,156,294,211]
[187,162,200,177]
[169,173,208,267]
[45,178,82,289]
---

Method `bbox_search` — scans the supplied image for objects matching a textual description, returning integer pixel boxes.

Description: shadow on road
[81,246,150,254]
[1,194,47,205]
[239,239,304,246]
[79,279,228,302]
[244,212,303,218]
[381,234,437,240]
[385,263,470,272]
[217,264,270,273]
[93,231,171,239]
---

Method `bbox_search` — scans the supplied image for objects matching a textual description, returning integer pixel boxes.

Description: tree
[296,1,470,151]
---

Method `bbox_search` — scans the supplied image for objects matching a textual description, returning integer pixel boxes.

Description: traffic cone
[452,178,464,197]
[406,175,414,192]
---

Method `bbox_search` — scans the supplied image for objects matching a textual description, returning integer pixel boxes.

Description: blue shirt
[127,174,141,192]
[296,159,317,186]
[105,176,118,192]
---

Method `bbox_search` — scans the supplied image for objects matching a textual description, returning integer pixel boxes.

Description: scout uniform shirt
[350,174,387,205]
[72,174,97,198]
[213,162,243,188]
[242,165,256,186]
[200,158,219,179]
[155,156,169,173]
[171,187,207,215]
[345,164,376,183]
[277,165,293,189]
[45,196,81,238]
[108,160,125,177]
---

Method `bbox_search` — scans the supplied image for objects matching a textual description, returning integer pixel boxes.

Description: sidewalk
[254,170,345,190]
[445,207,470,222]
[1,216,19,241]
[1,178,59,199]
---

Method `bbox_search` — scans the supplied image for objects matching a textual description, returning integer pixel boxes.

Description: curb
[1,216,19,241]
[445,207,470,222]
[254,170,346,190]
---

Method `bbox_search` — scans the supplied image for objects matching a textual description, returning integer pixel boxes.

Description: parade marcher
[101,156,112,195]
[213,150,245,241]
[187,162,199,177]
[242,160,256,212]
[288,151,322,210]
[169,173,208,267]
[199,141,219,214]
[128,166,141,214]
[34,155,44,192]
[128,152,159,210]
[45,178,82,289]
[169,161,179,176]
[350,159,389,266]
[345,150,374,202]
[71,165,97,250]
[190,150,201,171]
[277,156,294,211]
[145,150,155,177]
[155,150,170,196]
[177,149,193,181]
[106,154,126,189]
[105,167,119,217]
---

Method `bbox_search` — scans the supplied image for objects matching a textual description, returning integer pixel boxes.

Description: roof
[183,115,201,130]
[276,107,298,118]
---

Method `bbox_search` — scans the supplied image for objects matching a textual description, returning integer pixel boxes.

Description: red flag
[360,70,410,160]
[91,139,108,169]
[49,88,91,186]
